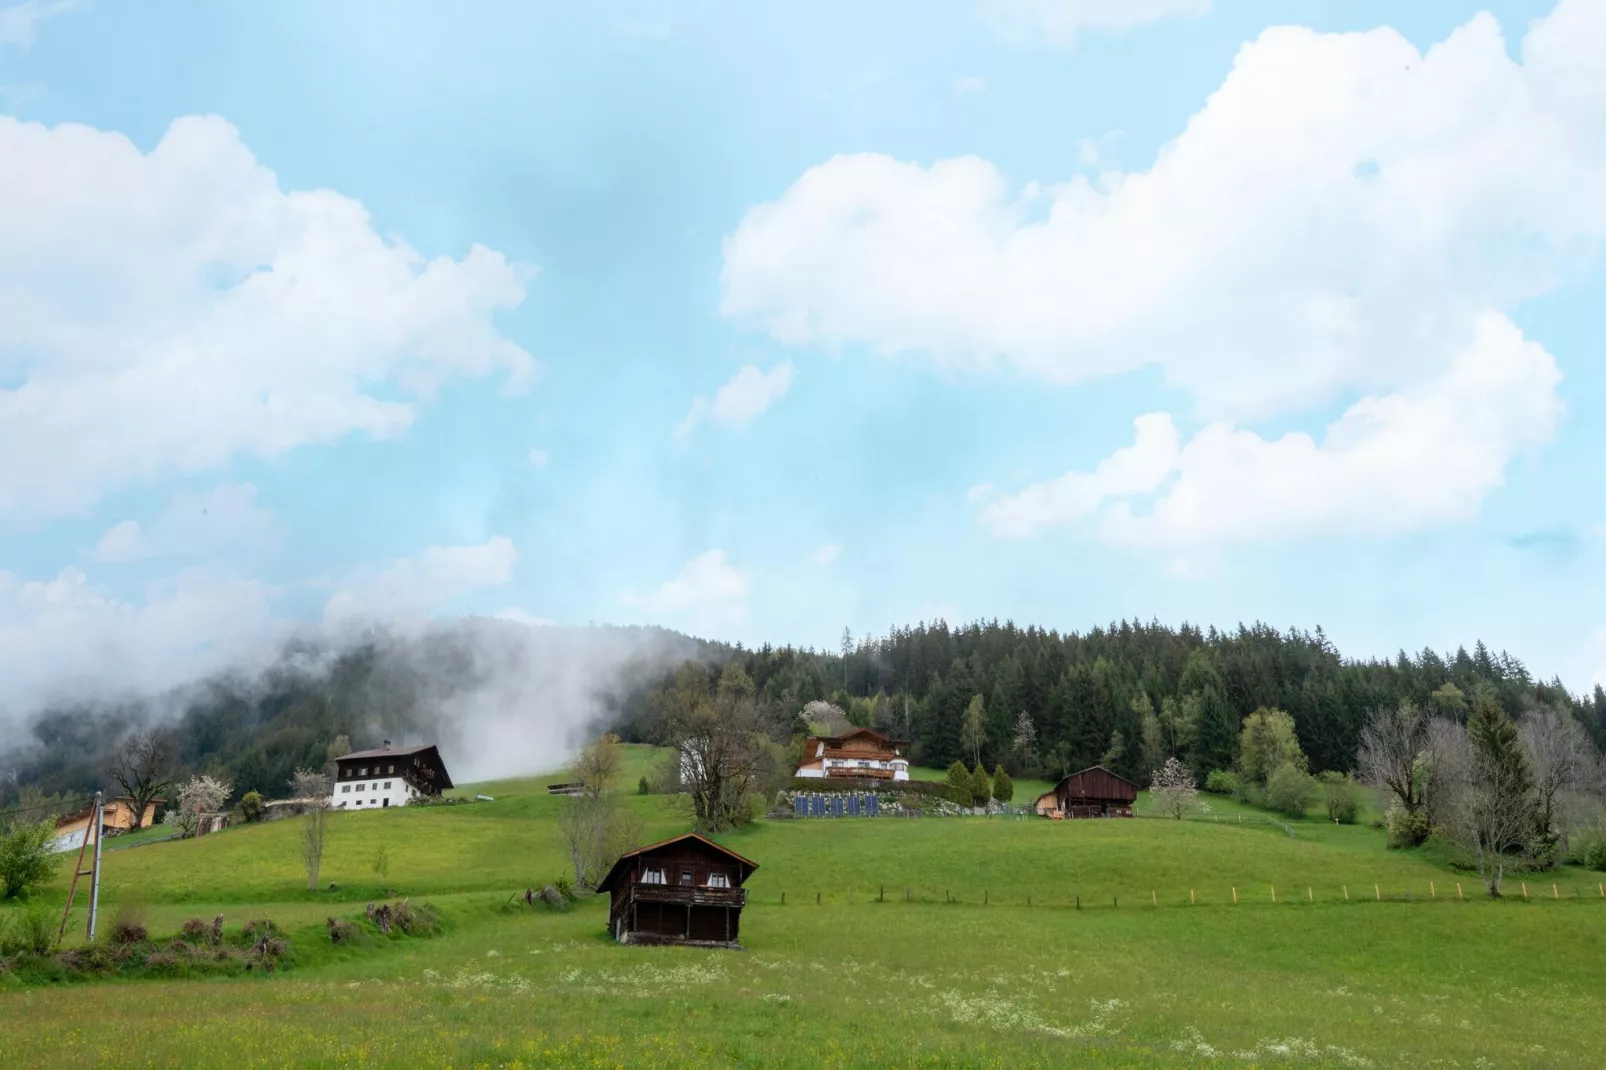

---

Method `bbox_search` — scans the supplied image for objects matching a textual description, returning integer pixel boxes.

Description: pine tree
[991,764,1014,804]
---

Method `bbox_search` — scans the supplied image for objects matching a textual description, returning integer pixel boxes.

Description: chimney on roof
[382,740,391,750]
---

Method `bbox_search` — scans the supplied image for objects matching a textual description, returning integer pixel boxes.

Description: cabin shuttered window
[706,873,730,888]
[641,869,666,885]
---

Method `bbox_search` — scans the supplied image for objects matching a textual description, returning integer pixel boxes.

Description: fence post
[1457,883,1463,900]
[782,891,786,904]
[906,886,910,902]
[1076,895,1081,911]
[1430,881,1436,900]
[1343,885,1349,901]
[1552,884,1559,900]
[816,891,820,905]
[1113,896,1118,908]
[985,889,988,905]
[1270,886,1276,904]
[1152,890,1157,907]
[880,884,884,903]
[1189,888,1195,905]
[849,887,853,904]
[1231,887,1237,905]
[1307,887,1313,903]
[1522,883,1528,900]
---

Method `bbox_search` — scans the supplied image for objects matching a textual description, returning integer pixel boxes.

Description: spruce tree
[991,764,1014,804]
[945,760,973,805]
[970,763,990,806]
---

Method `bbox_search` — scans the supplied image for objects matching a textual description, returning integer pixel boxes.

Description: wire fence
[764,879,1606,909]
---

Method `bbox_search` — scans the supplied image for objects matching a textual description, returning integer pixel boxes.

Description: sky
[1,0,1604,718]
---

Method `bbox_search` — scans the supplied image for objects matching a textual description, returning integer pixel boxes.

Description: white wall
[330,775,419,810]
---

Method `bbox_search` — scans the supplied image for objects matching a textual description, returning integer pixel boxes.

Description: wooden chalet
[596,833,758,949]
[1034,765,1138,819]
[794,727,911,781]
[330,741,454,810]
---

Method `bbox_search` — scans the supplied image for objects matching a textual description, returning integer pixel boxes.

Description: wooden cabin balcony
[617,882,747,913]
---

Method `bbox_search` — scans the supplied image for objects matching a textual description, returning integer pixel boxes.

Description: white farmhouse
[329,741,453,810]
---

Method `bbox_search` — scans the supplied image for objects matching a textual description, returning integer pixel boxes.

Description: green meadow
[3,745,1604,1068]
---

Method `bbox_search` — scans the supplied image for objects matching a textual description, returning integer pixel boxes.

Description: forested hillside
[4,616,1604,811]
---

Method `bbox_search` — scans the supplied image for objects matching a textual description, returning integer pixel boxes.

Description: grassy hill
[3,745,1604,1068]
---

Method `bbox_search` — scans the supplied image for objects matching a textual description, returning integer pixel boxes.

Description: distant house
[794,727,910,782]
[329,741,454,810]
[1034,766,1138,819]
[50,796,162,853]
[596,833,758,949]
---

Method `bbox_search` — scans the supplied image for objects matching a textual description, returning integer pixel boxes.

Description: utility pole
[59,790,103,942]
[87,793,105,940]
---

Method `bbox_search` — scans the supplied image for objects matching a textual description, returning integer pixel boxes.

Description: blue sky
[1,0,1603,714]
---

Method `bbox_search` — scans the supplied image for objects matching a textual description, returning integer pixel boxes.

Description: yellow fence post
[1190,888,1196,905]
[1152,890,1157,907]
[1307,887,1313,903]
[1457,883,1464,900]
[1232,887,1238,905]
[1522,883,1529,900]
[1343,885,1349,901]
[1271,886,1276,904]
[1552,884,1559,900]
[1430,881,1436,900]
[1374,884,1380,902]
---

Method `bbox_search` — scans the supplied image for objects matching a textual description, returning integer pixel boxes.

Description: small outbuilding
[596,833,758,949]
[1036,765,1138,819]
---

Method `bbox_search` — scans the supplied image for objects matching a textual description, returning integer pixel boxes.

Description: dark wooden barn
[1035,765,1138,819]
[597,833,758,949]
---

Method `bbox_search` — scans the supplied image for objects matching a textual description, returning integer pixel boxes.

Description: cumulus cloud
[813,543,841,567]
[0,114,536,520]
[978,0,1210,46]
[725,2,1604,551]
[0,0,78,48]
[722,4,1605,422]
[621,549,748,626]
[321,536,520,631]
[675,361,795,440]
[92,483,278,563]
[984,316,1561,547]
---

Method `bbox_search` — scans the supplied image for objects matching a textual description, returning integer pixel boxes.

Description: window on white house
[384,781,392,789]
[356,784,364,792]
[341,785,350,794]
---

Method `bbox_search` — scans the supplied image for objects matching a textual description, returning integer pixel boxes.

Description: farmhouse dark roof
[333,744,436,761]
[596,833,759,893]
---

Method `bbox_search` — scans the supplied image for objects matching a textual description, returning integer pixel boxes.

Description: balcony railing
[615,882,747,915]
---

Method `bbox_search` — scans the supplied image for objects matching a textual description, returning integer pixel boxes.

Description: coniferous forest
[4,617,1604,809]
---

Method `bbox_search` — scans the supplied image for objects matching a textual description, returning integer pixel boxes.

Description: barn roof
[1050,765,1139,796]
[596,833,759,892]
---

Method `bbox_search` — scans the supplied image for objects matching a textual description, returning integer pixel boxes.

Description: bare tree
[1357,702,1431,815]
[670,665,786,832]
[574,732,623,799]
[1434,706,1534,898]
[1519,709,1601,858]
[301,802,329,892]
[556,733,641,890]
[105,728,177,829]
[1149,757,1199,819]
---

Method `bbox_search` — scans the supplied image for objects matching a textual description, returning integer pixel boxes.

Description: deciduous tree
[105,728,177,832]
[1149,757,1198,819]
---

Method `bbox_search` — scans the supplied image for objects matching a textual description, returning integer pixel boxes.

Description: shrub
[109,901,149,946]
[0,819,56,899]
[1266,762,1318,818]
[180,918,211,942]
[970,764,991,806]
[1,902,57,955]
[638,777,651,796]
[1568,826,1606,871]
[991,765,1014,805]
[1203,769,1239,795]
[553,875,577,902]
[1317,771,1362,824]
[1383,802,1432,849]
[239,791,264,822]
[945,761,973,806]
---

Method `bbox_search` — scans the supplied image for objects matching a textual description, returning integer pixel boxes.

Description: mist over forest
[4,614,1605,814]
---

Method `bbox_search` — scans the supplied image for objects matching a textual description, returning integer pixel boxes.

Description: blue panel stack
[811,795,825,818]
[794,796,808,818]
[866,795,880,816]
[846,795,860,817]
[831,796,844,818]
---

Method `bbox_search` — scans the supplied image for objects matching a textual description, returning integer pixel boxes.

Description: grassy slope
[3,744,1604,1068]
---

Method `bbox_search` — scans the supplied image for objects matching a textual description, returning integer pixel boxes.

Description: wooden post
[849,887,853,904]
[1076,895,1081,910]
[816,891,820,905]
[1189,888,1195,905]
[1231,887,1237,905]
[1374,884,1380,901]
[1307,887,1312,903]
[781,891,786,904]
[1343,885,1349,901]
[1270,886,1276,904]
[1152,890,1157,907]
[906,886,910,902]
[1522,883,1528,900]
[879,884,884,903]
[1113,896,1118,908]
[1457,883,1463,900]
[1552,883,1559,900]
[984,888,988,905]
[1430,881,1436,900]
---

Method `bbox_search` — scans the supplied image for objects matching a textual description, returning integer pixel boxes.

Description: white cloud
[675,361,795,440]
[621,549,748,625]
[321,536,520,629]
[722,3,1606,424]
[967,482,995,503]
[954,76,988,96]
[92,483,277,563]
[0,0,78,48]
[0,114,535,520]
[813,543,841,567]
[977,0,1210,46]
[0,564,284,712]
[983,315,1560,549]
[528,448,550,468]
[980,413,1180,537]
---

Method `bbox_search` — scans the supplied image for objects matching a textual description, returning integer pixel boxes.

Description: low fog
[0,614,715,794]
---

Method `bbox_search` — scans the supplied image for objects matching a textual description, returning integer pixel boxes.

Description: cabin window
[342,768,351,779]
[359,767,368,777]
[680,869,693,885]
[388,764,396,774]
[641,869,666,885]
[707,873,729,888]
